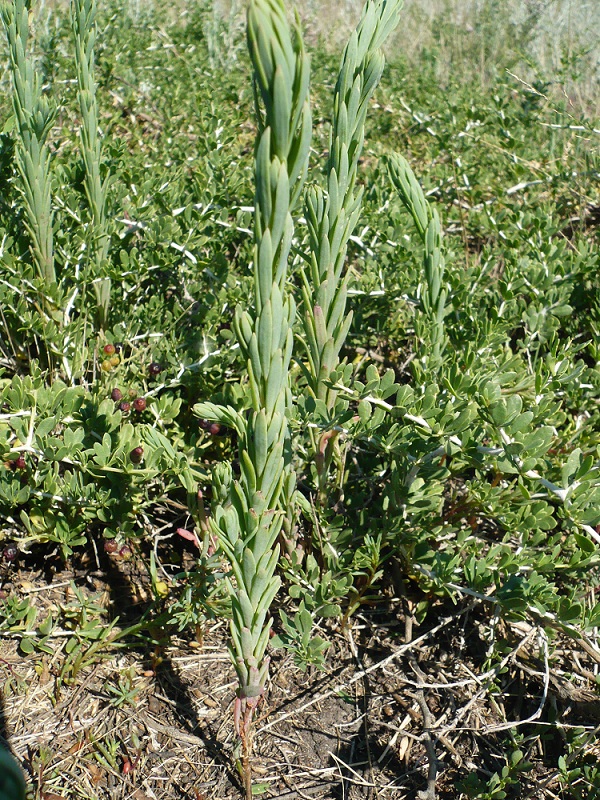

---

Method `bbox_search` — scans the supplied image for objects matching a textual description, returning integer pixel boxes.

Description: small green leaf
[573,532,595,555]
[19,637,35,654]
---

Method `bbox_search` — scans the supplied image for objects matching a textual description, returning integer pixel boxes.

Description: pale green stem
[72,0,111,328]
[301,0,402,411]
[299,0,402,502]
[387,153,448,369]
[1,0,56,287]
[195,0,311,750]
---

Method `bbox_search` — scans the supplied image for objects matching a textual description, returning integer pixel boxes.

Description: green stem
[72,0,111,328]
[301,0,403,412]
[1,0,56,287]
[387,153,448,370]
[195,0,312,748]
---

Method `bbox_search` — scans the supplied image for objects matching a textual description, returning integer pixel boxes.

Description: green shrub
[0,0,598,796]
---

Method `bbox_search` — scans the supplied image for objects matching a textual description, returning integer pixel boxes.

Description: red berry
[103,344,116,356]
[111,388,123,402]
[119,545,132,559]
[130,446,144,464]
[119,401,131,413]
[14,456,26,470]
[3,543,17,562]
[148,362,162,377]
[103,540,118,554]
[133,397,147,412]
[208,423,221,435]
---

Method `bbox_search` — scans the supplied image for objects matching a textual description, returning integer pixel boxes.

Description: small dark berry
[148,362,162,377]
[119,401,131,413]
[133,397,147,412]
[111,388,123,402]
[130,446,144,464]
[208,423,221,436]
[198,419,210,430]
[103,343,116,356]
[3,543,18,562]
[119,545,132,559]
[114,342,123,354]
[14,456,26,470]
[103,540,118,554]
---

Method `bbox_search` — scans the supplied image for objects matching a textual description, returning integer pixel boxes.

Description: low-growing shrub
[0,0,598,797]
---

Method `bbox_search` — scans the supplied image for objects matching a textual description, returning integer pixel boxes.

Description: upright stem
[387,153,448,370]
[300,0,402,499]
[301,0,402,410]
[1,0,56,287]
[194,0,311,781]
[241,706,254,800]
[72,0,111,328]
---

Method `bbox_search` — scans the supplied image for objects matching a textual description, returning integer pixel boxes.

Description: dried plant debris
[1,561,599,799]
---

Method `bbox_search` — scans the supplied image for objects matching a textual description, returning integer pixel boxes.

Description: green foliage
[557,728,600,800]
[1,0,56,287]
[387,152,447,366]
[104,665,142,708]
[271,601,330,671]
[0,0,598,792]
[71,0,112,326]
[195,0,313,741]
[458,745,533,799]
[297,0,402,525]
[300,0,403,408]
[0,367,200,559]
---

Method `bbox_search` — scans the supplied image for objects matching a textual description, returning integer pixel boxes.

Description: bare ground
[1,550,600,800]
